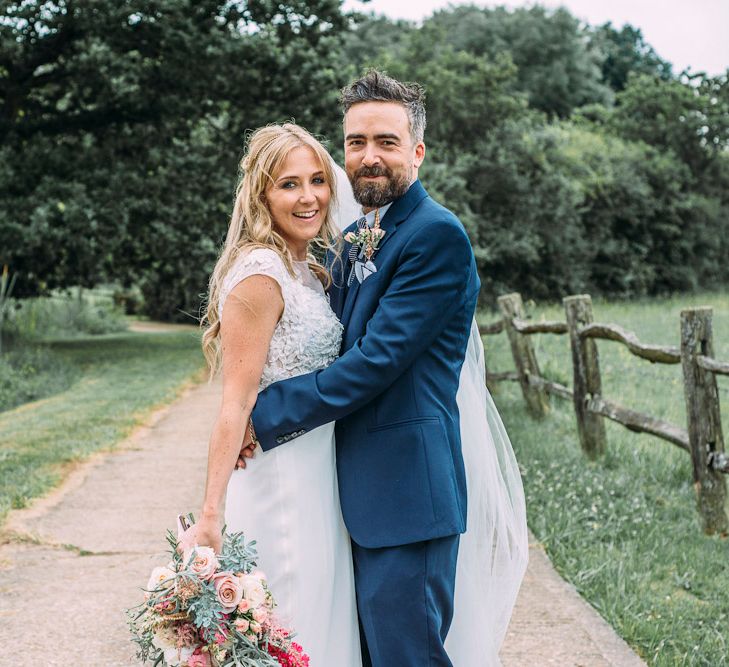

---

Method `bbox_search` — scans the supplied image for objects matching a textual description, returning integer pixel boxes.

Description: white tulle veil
[330,160,529,665]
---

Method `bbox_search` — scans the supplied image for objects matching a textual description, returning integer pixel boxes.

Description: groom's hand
[235,421,258,469]
[235,441,256,469]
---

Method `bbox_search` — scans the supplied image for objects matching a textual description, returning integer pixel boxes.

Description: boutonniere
[344,226,386,259]
[345,209,386,284]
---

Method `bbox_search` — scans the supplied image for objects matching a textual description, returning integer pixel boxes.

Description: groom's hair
[341,70,426,144]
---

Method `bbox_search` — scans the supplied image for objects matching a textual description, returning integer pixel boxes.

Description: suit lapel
[340,180,429,330]
[326,251,347,320]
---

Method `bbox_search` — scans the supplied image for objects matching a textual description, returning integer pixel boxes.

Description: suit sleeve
[251,218,476,450]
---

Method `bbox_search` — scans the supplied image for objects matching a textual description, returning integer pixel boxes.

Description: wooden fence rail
[482,293,729,535]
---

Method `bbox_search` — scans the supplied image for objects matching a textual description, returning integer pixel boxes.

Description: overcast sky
[341,0,729,76]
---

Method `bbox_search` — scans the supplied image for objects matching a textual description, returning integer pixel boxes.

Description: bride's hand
[176,515,224,555]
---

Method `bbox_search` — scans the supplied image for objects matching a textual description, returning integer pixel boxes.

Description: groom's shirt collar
[360,201,393,228]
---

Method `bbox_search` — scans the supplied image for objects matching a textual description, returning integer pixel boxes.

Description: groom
[246,70,480,666]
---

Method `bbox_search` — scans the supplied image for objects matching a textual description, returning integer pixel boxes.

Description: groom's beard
[350,165,411,208]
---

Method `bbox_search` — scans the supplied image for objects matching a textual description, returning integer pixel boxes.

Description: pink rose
[234,618,250,633]
[187,651,211,667]
[213,571,243,612]
[237,599,251,613]
[252,608,268,624]
[183,546,218,581]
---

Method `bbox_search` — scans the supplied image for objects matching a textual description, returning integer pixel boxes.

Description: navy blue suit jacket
[251,180,480,548]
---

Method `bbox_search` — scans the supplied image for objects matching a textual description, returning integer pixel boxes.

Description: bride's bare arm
[177,274,283,553]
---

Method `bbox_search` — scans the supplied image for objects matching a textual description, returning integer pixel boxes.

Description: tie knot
[357,216,368,230]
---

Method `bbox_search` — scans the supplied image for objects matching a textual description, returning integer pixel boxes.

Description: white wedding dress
[220,249,362,666]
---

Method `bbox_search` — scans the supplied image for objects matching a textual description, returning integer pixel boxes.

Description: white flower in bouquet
[151,625,177,652]
[249,568,267,583]
[147,566,176,592]
[239,572,267,608]
[162,645,195,666]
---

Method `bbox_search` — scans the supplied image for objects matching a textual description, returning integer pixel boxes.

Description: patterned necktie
[347,216,368,285]
[348,216,368,264]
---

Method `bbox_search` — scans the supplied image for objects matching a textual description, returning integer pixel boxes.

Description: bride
[178,122,528,665]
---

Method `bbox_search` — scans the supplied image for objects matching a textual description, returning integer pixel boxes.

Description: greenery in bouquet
[127,526,309,667]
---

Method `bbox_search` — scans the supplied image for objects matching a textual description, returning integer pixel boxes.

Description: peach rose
[213,571,243,612]
[183,546,218,581]
[234,618,250,633]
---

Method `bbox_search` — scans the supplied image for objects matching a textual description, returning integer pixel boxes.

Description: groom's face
[344,101,425,210]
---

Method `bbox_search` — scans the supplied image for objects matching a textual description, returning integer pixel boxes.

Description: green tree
[590,22,672,92]
[1,0,351,319]
[418,5,612,117]
[610,73,729,181]
[342,13,414,72]
[549,124,726,294]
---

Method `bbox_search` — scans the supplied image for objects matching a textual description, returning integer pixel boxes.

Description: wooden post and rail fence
[483,293,729,536]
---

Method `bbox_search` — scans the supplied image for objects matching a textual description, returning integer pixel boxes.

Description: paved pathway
[0,378,646,666]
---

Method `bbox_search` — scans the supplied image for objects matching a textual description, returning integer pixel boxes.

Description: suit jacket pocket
[367,415,439,433]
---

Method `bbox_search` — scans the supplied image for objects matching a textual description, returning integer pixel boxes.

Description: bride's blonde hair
[201,123,341,375]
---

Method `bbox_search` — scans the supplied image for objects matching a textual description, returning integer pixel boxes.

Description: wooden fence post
[680,308,728,535]
[564,295,606,459]
[498,293,549,418]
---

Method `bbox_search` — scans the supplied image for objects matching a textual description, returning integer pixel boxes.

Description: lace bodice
[219,248,343,390]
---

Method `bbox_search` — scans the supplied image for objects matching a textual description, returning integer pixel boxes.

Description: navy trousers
[352,535,460,667]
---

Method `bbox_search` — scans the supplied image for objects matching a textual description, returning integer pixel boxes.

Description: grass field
[0,329,205,523]
[0,291,130,411]
[481,292,729,666]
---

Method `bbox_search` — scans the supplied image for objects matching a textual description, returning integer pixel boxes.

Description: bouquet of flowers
[127,516,309,667]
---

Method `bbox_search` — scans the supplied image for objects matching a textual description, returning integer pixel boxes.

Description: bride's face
[266,146,331,254]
